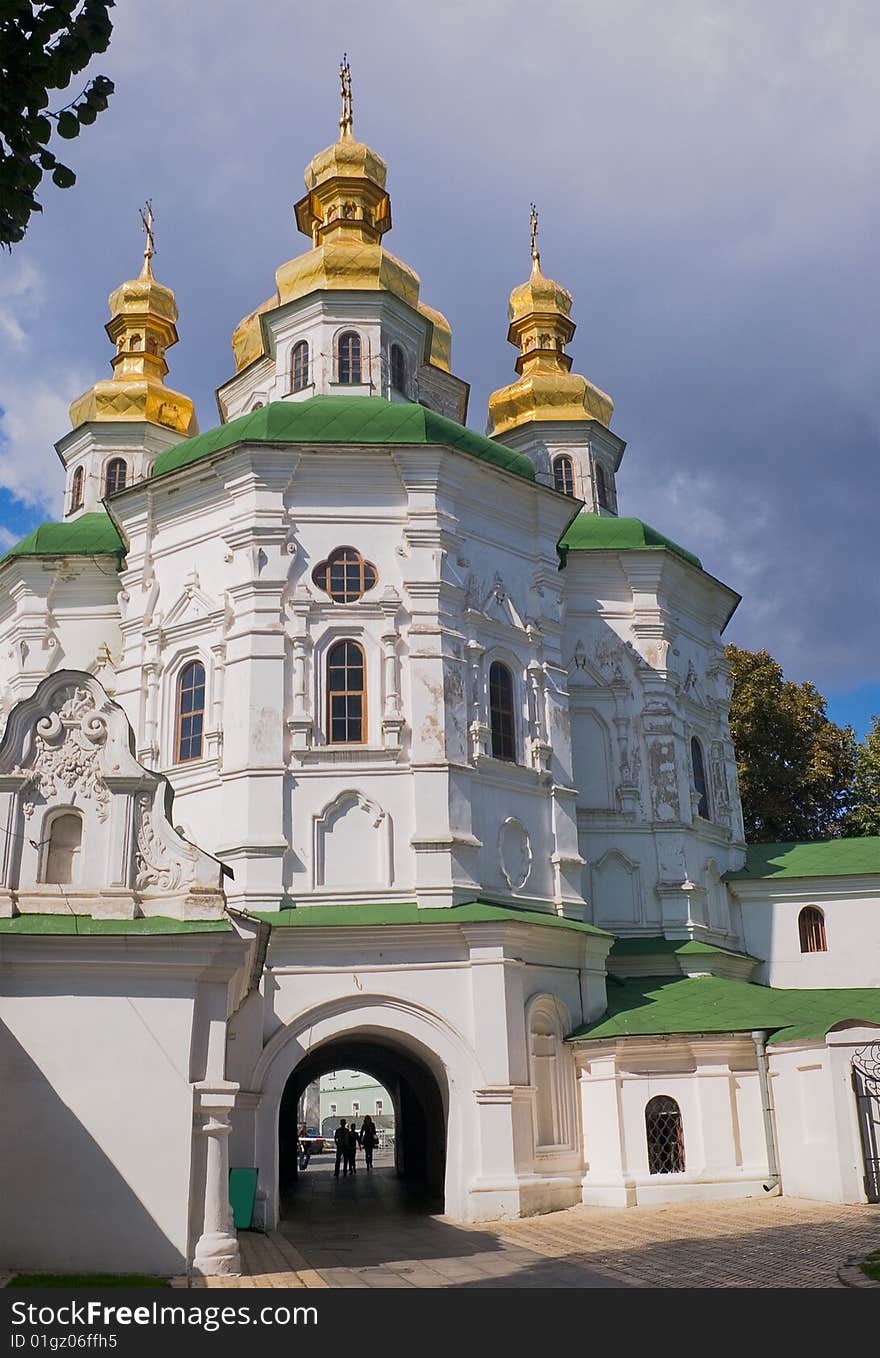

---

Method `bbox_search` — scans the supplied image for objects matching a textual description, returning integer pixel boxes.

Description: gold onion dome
[69,205,197,435]
[231,57,451,374]
[487,205,613,437]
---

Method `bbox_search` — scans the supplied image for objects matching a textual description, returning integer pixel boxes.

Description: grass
[861,1250,880,1283]
[8,1274,171,1288]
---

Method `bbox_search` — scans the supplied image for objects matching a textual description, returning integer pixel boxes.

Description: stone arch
[525,993,576,1154]
[311,789,393,891]
[251,994,484,1225]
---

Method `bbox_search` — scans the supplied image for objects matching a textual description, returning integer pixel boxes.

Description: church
[1,64,879,1278]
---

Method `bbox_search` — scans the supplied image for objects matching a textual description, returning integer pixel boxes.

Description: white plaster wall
[736,884,880,988]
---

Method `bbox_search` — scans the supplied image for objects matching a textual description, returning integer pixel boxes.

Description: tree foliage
[725,645,857,843]
[0,1,115,248]
[842,714,880,837]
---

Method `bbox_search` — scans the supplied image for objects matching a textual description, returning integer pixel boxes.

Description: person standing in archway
[334,1118,349,1177]
[359,1115,377,1171]
[345,1120,359,1174]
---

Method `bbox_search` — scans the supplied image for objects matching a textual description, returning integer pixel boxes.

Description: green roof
[0,915,233,936]
[559,514,702,568]
[151,396,536,483]
[608,937,755,962]
[0,512,125,566]
[728,837,880,881]
[569,973,880,1044]
[248,898,610,936]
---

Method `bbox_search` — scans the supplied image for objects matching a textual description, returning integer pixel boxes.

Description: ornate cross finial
[529,202,540,271]
[139,200,155,276]
[339,53,353,138]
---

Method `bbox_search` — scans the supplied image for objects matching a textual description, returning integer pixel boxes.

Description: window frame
[595,461,609,510]
[337,330,363,385]
[389,342,406,394]
[552,454,575,497]
[174,659,207,764]
[312,546,378,604]
[104,457,127,498]
[325,637,368,746]
[645,1095,686,1175]
[488,659,518,763]
[41,808,84,885]
[690,736,711,820]
[291,339,310,392]
[798,905,827,954]
[70,465,84,512]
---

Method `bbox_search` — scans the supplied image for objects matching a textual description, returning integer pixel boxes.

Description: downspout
[752,1030,781,1193]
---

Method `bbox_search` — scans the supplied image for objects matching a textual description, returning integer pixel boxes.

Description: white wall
[735,882,880,988]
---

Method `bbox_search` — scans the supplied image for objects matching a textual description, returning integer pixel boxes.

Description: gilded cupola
[487,206,613,437]
[230,58,451,376]
[68,205,197,436]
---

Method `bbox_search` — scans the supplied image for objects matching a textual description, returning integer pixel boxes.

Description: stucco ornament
[499,817,532,890]
[17,685,111,821]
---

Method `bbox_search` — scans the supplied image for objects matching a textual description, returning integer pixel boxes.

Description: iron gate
[852,1041,880,1204]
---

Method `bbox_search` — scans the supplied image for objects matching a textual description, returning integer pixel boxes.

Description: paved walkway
[192,1155,880,1289]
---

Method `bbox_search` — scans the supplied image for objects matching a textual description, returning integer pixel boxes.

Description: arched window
[105,458,127,497]
[312,547,378,603]
[645,1095,685,1174]
[292,340,310,392]
[337,331,362,385]
[553,455,575,497]
[327,640,366,744]
[691,737,710,819]
[390,343,406,393]
[798,906,827,953]
[70,466,84,511]
[489,661,516,762]
[175,660,206,762]
[42,811,83,885]
[595,462,609,509]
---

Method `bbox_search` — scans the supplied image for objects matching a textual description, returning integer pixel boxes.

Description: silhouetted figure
[359,1115,378,1170]
[345,1122,359,1174]
[334,1118,349,1177]
[298,1122,311,1171]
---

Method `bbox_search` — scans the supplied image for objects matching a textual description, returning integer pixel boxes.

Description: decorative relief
[15,686,111,821]
[134,792,186,891]
[648,738,681,822]
[499,817,532,891]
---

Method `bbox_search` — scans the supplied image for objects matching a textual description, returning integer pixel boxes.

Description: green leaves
[0,1,116,247]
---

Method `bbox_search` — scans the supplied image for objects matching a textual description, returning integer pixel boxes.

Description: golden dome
[230,59,452,377]
[487,206,613,437]
[69,218,197,435]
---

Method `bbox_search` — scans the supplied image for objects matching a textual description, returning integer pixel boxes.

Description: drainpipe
[752,1030,781,1193]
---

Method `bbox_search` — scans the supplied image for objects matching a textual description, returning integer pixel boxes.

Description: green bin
[228,1167,258,1229]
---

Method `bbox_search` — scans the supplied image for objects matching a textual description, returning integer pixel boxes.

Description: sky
[2,1,880,734]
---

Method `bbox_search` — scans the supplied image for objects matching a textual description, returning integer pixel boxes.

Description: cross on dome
[139,199,155,277]
[339,53,353,138]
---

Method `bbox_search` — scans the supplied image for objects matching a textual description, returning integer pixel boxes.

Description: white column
[192,1081,240,1277]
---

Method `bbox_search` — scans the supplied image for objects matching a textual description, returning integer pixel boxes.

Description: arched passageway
[278,1035,447,1215]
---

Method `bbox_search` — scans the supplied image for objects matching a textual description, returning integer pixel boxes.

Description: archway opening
[278,1034,447,1216]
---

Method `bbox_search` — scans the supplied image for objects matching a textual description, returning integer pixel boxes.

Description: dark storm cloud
[1,0,878,689]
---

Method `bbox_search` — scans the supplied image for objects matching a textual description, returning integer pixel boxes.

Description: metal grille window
[338,331,362,384]
[798,905,827,953]
[327,640,366,744]
[645,1095,685,1174]
[105,458,127,497]
[390,343,406,392]
[553,455,575,496]
[175,660,206,762]
[595,462,609,509]
[489,661,516,762]
[691,737,710,819]
[292,340,310,392]
[312,547,378,603]
[70,466,84,511]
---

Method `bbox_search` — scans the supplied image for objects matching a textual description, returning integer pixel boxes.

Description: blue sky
[2,1,879,733]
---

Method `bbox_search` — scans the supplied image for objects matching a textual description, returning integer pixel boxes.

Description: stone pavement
[192,1155,880,1289]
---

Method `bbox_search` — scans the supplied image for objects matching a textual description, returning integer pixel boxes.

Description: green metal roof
[608,937,756,962]
[727,837,880,881]
[249,898,610,936]
[0,915,233,935]
[569,974,880,1044]
[151,396,536,483]
[559,514,702,568]
[0,512,125,566]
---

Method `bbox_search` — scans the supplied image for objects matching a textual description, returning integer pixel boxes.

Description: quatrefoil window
[312,547,378,604]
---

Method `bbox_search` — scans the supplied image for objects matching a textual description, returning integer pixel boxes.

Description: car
[299,1128,325,1154]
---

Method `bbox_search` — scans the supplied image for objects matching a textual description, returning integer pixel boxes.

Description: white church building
[1,72,879,1278]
